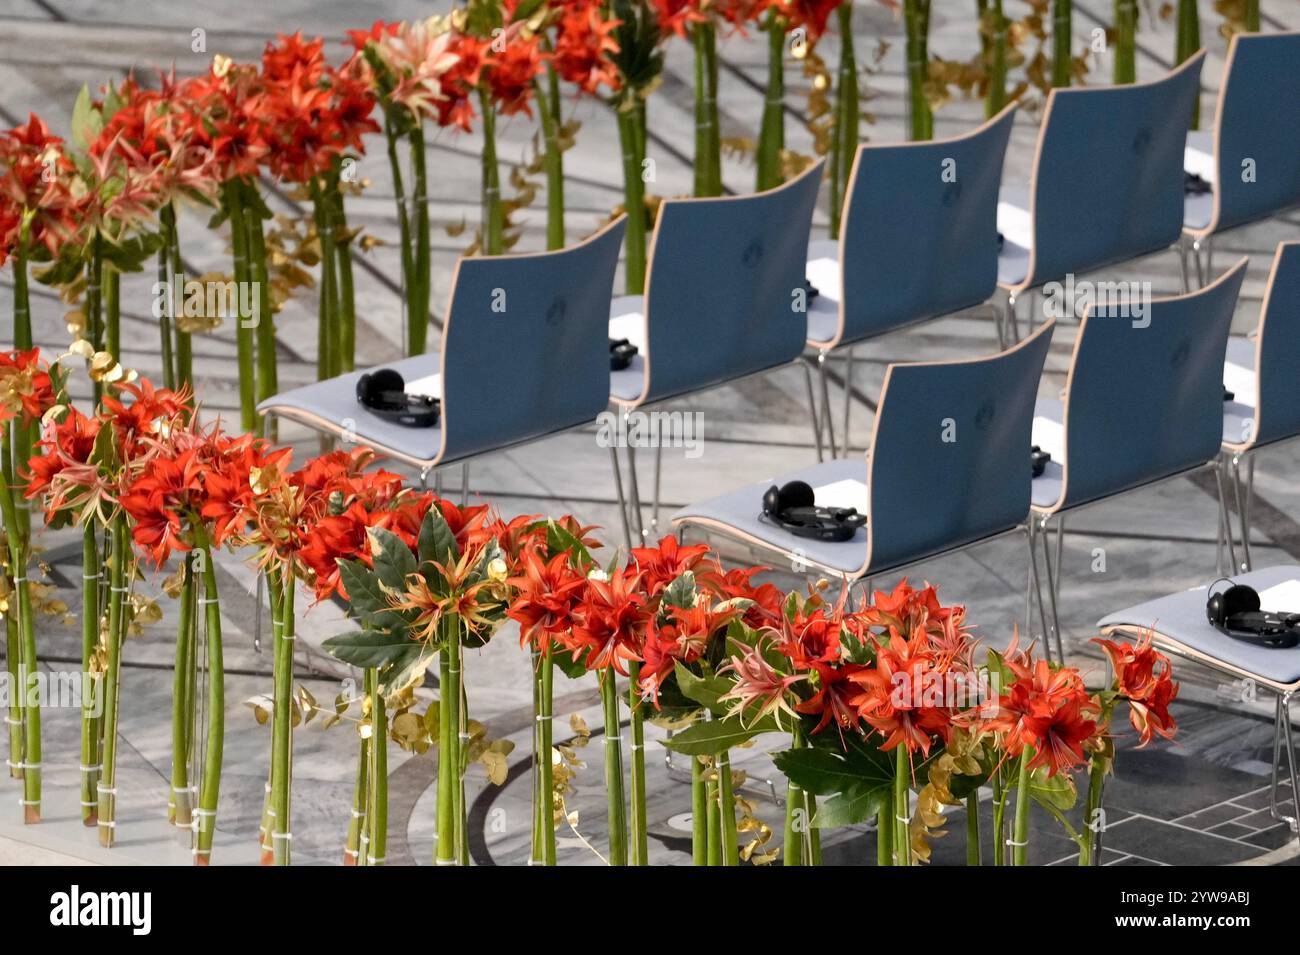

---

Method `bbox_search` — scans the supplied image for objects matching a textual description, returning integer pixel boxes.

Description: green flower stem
[1052,0,1074,88]
[530,651,543,865]
[691,753,707,865]
[600,668,628,865]
[154,240,176,391]
[808,795,822,865]
[0,431,37,819]
[383,114,416,354]
[904,0,933,140]
[104,265,120,365]
[704,21,722,195]
[456,634,469,866]
[992,765,1007,865]
[830,2,858,239]
[1113,0,1137,84]
[436,649,455,864]
[966,791,981,865]
[693,21,720,198]
[985,0,1008,117]
[706,771,721,865]
[329,180,357,373]
[409,125,431,355]
[310,178,339,383]
[615,105,647,294]
[163,206,192,393]
[1244,0,1259,32]
[716,747,739,866]
[168,551,195,832]
[534,67,566,250]
[97,514,128,843]
[877,792,894,866]
[224,181,257,432]
[243,180,277,424]
[539,643,556,865]
[478,87,504,256]
[894,746,911,865]
[270,570,295,866]
[783,728,806,866]
[367,667,388,866]
[4,611,20,781]
[756,10,787,191]
[345,715,369,865]
[1079,751,1108,866]
[627,660,648,865]
[1012,749,1032,866]
[86,230,104,400]
[256,572,280,862]
[1175,0,1200,128]
[192,531,224,865]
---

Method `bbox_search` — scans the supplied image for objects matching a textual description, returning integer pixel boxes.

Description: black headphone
[356,368,440,428]
[610,338,638,371]
[1206,578,1300,649]
[761,480,866,543]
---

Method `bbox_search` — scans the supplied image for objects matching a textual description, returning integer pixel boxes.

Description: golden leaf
[244,694,274,725]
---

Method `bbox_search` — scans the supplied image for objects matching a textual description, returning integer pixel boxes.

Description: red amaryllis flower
[0,348,55,426]
[795,660,865,736]
[485,28,546,117]
[507,545,588,652]
[1094,634,1179,745]
[552,1,622,95]
[774,0,844,40]
[119,447,202,564]
[0,113,77,262]
[652,0,707,37]
[298,502,374,599]
[849,632,956,756]
[25,405,100,517]
[718,638,805,726]
[570,566,648,674]
[716,566,783,628]
[774,605,844,669]
[630,534,713,594]
[638,600,742,703]
[986,658,1099,777]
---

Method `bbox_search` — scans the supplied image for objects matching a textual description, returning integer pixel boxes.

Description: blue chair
[1028,258,1248,659]
[806,103,1018,453]
[1183,32,1300,287]
[607,161,825,545]
[258,216,626,482]
[998,53,1205,336]
[671,323,1054,590]
[1220,242,1300,572]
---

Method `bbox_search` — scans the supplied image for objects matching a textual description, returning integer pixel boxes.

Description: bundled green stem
[615,102,648,294]
[168,553,196,834]
[270,570,296,865]
[367,668,388,866]
[1113,0,1138,84]
[193,532,225,865]
[409,126,431,354]
[97,514,128,843]
[1244,0,1260,32]
[311,177,341,384]
[535,66,567,250]
[877,791,894,865]
[1175,0,1201,128]
[242,180,278,416]
[693,20,722,198]
[756,10,787,191]
[1052,0,1074,88]
[1,425,38,821]
[478,88,505,256]
[435,615,464,864]
[345,708,370,865]
[104,266,120,364]
[224,181,258,432]
[783,728,807,866]
[627,660,648,865]
[161,205,193,392]
[985,0,1008,117]
[537,644,556,864]
[600,668,627,865]
[829,2,859,239]
[691,753,708,864]
[904,0,933,140]
[1011,749,1033,865]
[894,746,911,865]
[716,748,738,866]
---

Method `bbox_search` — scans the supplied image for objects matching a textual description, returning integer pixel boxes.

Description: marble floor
[2,0,1300,865]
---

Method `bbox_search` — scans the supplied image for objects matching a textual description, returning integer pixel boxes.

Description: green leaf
[662,571,697,610]
[368,527,417,593]
[322,629,416,669]
[338,559,384,616]
[673,661,729,715]
[381,644,437,695]
[546,519,593,568]
[417,505,457,566]
[70,85,101,154]
[773,743,891,798]
[661,713,776,756]
[1029,766,1079,812]
[812,786,888,828]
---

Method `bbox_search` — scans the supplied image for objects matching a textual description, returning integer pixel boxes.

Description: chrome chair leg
[799,356,825,463]
[460,462,469,508]
[1177,237,1191,294]
[841,347,856,453]
[1192,238,1206,288]
[1231,453,1252,573]
[627,442,646,543]
[1040,516,1065,664]
[1005,291,1021,345]
[1027,520,1055,664]
[1213,458,1239,576]
[253,571,264,654]
[990,302,1008,350]
[1272,693,1300,836]
[608,444,634,551]
[1205,235,1215,281]
[816,351,838,459]
[651,441,664,535]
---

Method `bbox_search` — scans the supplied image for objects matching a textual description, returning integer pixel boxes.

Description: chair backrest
[1023,52,1204,290]
[863,322,1054,574]
[837,103,1017,344]
[641,160,823,403]
[1053,258,1247,511]
[1253,241,1300,447]
[438,217,626,462]
[1208,32,1300,235]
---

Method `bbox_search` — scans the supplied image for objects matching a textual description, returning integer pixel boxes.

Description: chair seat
[1097,565,1300,689]
[996,184,1032,287]
[1223,334,1257,446]
[1030,396,1065,509]
[805,239,843,347]
[257,355,442,468]
[609,295,648,403]
[671,458,868,576]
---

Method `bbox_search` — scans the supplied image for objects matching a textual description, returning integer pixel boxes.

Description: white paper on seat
[997,188,1033,252]
[608,311,646,350]
[405,373,443,399]
[1223,360,1257,409]
[1184,131,1216,183]
[1032,415,1065,460]
[814,478,868,514]
[805,256,842,306]
[1257,580,1300,614]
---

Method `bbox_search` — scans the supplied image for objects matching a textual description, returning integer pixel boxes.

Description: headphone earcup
[777,480,815,511]
[762,485,782,518]
[1222,584,1261,618]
